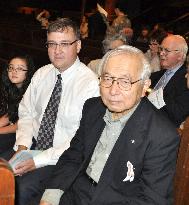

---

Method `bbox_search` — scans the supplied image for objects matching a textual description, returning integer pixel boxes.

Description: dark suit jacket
[150,65,189,127]
[48,97,179,205]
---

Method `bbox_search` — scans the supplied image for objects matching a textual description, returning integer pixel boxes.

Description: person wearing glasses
[0,18,99,205]
[39,45,179,205]
[0,54,36,154]
[150,35,189,127]
[145,29,167,72]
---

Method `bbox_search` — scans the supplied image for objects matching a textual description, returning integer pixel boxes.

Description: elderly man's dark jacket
[48,97,179,205]
[150,65,189,127]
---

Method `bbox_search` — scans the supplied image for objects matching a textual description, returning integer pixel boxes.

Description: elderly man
[150,35,189,127]
[0,18,99,204]
[39,45,179,205]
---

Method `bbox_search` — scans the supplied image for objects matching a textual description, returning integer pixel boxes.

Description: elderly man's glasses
[45,40,78,49]
[99,75,141,91]
[7,66,28,72]
[158,46,180,55]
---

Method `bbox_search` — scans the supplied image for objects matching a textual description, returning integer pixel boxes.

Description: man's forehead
[48,27,74,35]
[47,29,75,40]
[104,53,141,75]
[107,52,140,66]
[162,37,179,47]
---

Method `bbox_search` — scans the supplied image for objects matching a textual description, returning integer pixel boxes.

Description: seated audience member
[80,15,88,39]
[136,26,150,44]
[0,18,99,205]
[145,29,168,72]
[39,45,179,205]
[0,54,36,154]
[150,35,189,127]
[88,33,127,75]
[106,0,132,45]
[110,0,131,34]
[36,9,50,29]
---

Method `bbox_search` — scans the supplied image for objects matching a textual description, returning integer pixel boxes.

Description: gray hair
[102,33,127,54]
[47,18,80,40]
[174,35,188,60]
[98,45,151,81]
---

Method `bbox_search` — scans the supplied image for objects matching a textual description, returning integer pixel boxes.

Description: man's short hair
[98,45,151,81]
[47,18,80,40]
[174,35,188,60]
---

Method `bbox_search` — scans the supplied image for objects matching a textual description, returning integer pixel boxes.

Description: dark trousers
[60,173,97,205]
[15,165,54,205]
[0,133,16,154]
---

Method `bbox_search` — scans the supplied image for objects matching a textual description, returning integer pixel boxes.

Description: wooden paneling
[174,117,189,205]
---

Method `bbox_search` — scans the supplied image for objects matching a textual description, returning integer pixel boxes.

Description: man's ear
[76,40,81,53]
[142,79,151,97]
[178,51,185,62]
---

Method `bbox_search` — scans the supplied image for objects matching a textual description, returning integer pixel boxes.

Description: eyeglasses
[7,66,28,72]
[45,40,78,49]
[149,42,158,46]
[99,75,141,91]
[158,46,180,55]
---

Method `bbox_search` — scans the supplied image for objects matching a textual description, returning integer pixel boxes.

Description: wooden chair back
[174,117,189,205]
[0,158,15,205]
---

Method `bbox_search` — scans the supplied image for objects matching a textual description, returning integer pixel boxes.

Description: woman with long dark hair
[0,54,36,153]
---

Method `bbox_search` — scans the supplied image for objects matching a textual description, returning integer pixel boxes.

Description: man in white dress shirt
[0,18,99,205]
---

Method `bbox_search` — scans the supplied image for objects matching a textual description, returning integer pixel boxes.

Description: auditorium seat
[0,159,15,205]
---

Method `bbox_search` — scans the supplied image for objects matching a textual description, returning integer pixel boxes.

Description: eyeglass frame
[158,46,180,55]
[99,75,142,91]
[45,40,78,49]
[149,42,159,46]
[7,66,28,72]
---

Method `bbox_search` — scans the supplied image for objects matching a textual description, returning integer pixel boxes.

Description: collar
[103,101,140,127]
[53,57,81,79]
[166,63,184,74]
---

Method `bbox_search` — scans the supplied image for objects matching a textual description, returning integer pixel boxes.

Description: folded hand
[14,158,36,176]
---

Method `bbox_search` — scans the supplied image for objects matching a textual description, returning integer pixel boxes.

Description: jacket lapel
[83,99,106,167]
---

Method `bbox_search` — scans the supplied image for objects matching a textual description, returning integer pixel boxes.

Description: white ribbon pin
[123,161,135,182]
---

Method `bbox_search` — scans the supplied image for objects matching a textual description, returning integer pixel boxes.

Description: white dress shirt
[14,57,99,168]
